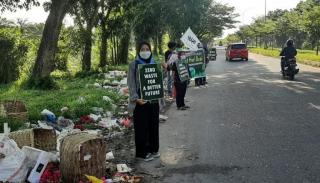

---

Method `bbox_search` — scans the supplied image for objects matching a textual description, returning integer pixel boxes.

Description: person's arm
[294,48,297,56]
[171,61,178,73]
[280,48,285,56]
[127,62,139,103]
[164,51,170,62]
[128,62,146,105]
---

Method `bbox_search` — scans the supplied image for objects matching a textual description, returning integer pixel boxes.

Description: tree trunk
[82,27,93,71]
[99,16,108,68]
[112,35,116,65]
[111,33,114,65]
[259,35,262,47]
[119,32,130,65]
[158,34,163,55]
[153,35,158,56]
[116,36,120,65]
[31,0,73,81]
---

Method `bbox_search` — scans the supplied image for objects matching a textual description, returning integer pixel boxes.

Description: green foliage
[0,28,28,84]
[0,0,40,12]
[224,34,241,44]
[26,76,58,90]
[235,0,320,51]
[0,117,26,133]
[132,0,237,43]
[0,74,123,122]
[250,47,320,66]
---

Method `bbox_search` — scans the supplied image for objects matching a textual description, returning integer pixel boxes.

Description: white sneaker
[151,152,161,158]
[144,153,154,162]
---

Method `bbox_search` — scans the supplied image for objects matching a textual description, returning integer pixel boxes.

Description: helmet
[286,39,294,47]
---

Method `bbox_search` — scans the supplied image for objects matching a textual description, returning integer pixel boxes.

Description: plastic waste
[85,175,104,183]
[41,109,56,123]
[0,136,29,182]
[27,151,50,183]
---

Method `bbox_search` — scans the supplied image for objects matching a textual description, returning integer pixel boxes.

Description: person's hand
[162,62,168,70]
[136,99,147,105]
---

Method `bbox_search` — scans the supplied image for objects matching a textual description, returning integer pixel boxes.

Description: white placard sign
[180,28,201,51]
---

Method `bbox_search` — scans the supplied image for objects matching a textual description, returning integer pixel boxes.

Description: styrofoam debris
[85,130,102,136]
[159,115,168,121]
[116,164,132,173]
[37,121,54,130]
[106,151,114,160]
[89,114,102,122]
[98,118,118,128]
[94,83,102,88]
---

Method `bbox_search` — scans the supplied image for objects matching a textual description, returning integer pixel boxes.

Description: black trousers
[281,57,285,71]
[133,102,159,158]
[175,81,187,108]
[195,77,206,86]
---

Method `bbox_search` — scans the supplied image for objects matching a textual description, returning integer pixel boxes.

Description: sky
[218,0,302,37]
[0,0,303,38]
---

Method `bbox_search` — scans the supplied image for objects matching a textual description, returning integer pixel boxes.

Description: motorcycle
[281,57,299,80]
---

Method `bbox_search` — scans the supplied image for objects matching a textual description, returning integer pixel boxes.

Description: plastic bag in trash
[41,109,56,123]
[0,136,29,182]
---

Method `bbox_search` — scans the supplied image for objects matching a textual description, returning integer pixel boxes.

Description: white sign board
[180,28,201,51]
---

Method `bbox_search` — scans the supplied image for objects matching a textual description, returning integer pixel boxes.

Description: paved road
[138,49,320,183]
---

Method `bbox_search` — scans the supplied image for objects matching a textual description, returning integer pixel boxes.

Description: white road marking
[309,103,320,111]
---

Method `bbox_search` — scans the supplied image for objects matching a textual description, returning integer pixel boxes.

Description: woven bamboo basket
[8,129,34,148]
[8,128,57,151]
[2,100,28,121]
[33,128,57,151]
[60,133,107,183]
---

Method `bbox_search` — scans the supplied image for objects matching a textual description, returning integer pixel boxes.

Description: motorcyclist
[280,39,297,72]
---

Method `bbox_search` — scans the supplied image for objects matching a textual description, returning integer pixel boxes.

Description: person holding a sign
[127,41,161,162]
[164,41,176,97]
[168,43,190,110]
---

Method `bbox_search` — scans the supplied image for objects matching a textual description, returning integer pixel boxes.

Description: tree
[30,0,77,89]
[225,34,240,44]
[194,2,238,41]
[72,0,99,71]
[98,0,111,69]
[0,0,40,12]
[304,6,320,55]
[0,28,28,84]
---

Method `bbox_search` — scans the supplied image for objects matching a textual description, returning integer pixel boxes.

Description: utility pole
[265,0,267,23]
[316,0,320,55]
[264,0,268,49]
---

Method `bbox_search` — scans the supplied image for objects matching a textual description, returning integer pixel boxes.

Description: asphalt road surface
[137,49,320,183]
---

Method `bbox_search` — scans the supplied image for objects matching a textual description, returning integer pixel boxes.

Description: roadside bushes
[0,28,28,84]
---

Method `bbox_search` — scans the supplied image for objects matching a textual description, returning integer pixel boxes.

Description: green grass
[249,47,320,67]
[0,73,126,126]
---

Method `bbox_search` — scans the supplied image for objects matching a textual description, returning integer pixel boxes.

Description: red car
[225,43,248,61]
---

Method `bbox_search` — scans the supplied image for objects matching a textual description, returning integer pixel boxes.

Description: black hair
[168,41,177,49]
[137,41,152,62]
[176,43,183,48]
[138,41,152,52]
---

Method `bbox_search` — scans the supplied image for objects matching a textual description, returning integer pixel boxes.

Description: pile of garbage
[0,70,172,183]
[0,122,139,183]
[0,70,144,183]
